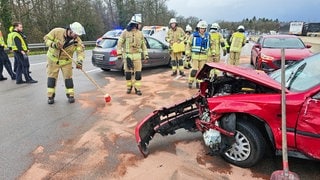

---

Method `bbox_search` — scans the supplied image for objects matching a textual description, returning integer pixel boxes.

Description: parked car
[135,53,320,167]
[251,34,312,73]
[92,36,171,72]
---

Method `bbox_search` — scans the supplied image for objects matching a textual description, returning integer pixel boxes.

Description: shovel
[61,48,111,103]
[270,48,299,180]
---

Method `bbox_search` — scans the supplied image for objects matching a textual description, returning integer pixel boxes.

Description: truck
[289,21,307,36]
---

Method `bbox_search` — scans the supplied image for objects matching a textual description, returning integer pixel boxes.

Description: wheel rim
[224,130,251,161]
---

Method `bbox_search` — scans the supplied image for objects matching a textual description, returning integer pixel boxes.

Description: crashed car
[135,53,320,167]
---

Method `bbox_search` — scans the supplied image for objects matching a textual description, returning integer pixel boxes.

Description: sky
[167,0,319,23]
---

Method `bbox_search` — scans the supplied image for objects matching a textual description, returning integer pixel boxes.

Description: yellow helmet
[70,22,85,36]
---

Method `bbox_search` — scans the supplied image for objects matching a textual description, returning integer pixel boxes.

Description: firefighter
[209,23,227,62]
[228,25,246,65]
[165,18,186,76]
[44,22,86,104]
[11,22,37,84]
[117,14,148,96]
[183,24,192,69]
[186,20,213,89]
[0,23,16,80]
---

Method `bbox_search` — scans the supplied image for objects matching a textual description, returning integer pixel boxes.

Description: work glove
[144,55,149,60]
[117,54,122,60]
[76,60,82,70]
[223,50,227,56]
[52,41,63,49]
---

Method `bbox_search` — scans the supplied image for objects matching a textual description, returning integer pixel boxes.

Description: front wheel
[221,120,265,168]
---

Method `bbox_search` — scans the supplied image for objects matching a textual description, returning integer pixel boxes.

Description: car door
[145,37,169,67]
[295,90,320,159]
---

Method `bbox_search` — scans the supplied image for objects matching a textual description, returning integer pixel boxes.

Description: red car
[251,34,312,72]
[135,53,320,167]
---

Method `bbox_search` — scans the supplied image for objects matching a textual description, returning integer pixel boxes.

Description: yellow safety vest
[229,32,246,53]
[7,26,14,49]
[210,32,226,54]
[11,32,28,51]
[44,28,85,65]
[117,29,148,60]
[0,31,7,48]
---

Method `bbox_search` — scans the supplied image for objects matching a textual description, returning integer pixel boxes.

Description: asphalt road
[0,51,111,179]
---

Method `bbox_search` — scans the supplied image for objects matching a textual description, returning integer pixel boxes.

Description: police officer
[228,25,246,65]
[44,22,85,104]
[11,22,37,84]
[186,20,213,89]
[117,14,148,96]
[209,23,227,62]
[0,23,15,80]
[165,18,186,76]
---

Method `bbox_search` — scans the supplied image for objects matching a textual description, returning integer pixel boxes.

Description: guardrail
[28,41,96,50]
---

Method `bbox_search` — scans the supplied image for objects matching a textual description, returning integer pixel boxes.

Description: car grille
[273,60,299,68]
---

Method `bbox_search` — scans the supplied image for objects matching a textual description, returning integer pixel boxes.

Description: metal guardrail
[28,41,96,50]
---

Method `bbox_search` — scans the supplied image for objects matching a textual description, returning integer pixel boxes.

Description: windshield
[269,53,320,91]
[262,37,305,49]
[98,38,117,48]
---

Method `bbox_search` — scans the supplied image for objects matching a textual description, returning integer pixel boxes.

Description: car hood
[262,48,312,60]
[197,62,286,92]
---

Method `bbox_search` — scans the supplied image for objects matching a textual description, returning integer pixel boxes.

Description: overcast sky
[167,0,319,23]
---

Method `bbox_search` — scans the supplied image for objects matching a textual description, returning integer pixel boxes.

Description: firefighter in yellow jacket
[228,25,246,65]
[44,22,85,104]
[165,18,185,76]
[183,24,192,69]
[117,14,148,96]
[186,20,213,89]
[209,23,227,62]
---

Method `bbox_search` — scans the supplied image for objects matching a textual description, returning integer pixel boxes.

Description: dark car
[92,36,171,72]
[135,53,320,167]
[251,34,312,73]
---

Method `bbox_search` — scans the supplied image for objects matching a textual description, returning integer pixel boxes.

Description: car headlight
[261,53,274,61]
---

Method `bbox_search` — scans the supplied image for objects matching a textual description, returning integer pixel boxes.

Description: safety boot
[66,94,75,103]
[48,97,54,104]
[127,86,132,94]
[179,71,186,77]
[135,88,142,96]
[171,71,177,76]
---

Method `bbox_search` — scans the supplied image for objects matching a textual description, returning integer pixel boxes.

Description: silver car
[92,36,171,72]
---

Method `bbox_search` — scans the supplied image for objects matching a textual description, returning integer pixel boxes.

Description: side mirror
[306,44,312,49]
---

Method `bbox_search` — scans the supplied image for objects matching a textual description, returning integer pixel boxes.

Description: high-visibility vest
[229,32,246,53]
[11,31,28,51]
[210,32,226,54]
[191,31,210,53]
[0,31,7,48]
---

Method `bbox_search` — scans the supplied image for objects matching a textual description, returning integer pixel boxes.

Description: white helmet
[210,23,220,30]
[130,14,142,24]
[237,25,245,30]
[70,22,85,36]
[185,24,192,32]
[197,20,208,29]
[169,18,177,24]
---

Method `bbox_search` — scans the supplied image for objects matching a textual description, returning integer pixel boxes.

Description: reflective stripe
[191,32,210,53]
[47,51,72,65]
[134,81,141,88]
[47,88,55,93]
[0,31,7,47]
[65,88,74,94]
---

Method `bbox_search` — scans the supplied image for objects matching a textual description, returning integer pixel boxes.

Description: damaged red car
[135,53,320,167]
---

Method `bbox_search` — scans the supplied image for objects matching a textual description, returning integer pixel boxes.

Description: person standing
[228,25,246,65]
[165,18,185,76]
[117,14,148,96]
[183,24,192,69]
[186,20,213,89]
[44,22,85,104]
[11,22,37,84]
[209,23,227,63]
[0,23,16,81]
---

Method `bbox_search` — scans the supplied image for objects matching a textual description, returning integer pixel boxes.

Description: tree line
[0,0,281,43]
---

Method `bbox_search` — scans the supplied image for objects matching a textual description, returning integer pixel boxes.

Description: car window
[99,38,117,48]
[262,37,305,49]
[270,54,320,91]
[146,37,163,49]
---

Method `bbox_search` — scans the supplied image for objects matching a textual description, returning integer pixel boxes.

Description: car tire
[101,68,111,71]
[221,120,265,168]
